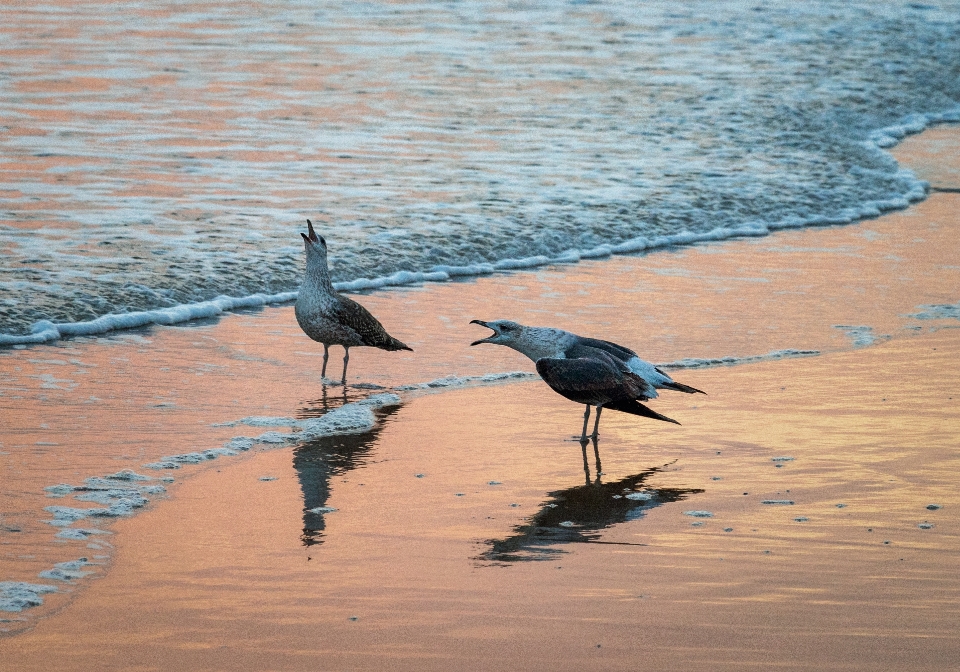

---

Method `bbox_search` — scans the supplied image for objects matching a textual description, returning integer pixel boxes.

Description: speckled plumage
[295,220,411,383]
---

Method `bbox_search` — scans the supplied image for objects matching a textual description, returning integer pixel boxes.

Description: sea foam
[0,107,956,346]
[0,292,297,346]
[661,349,821,369]
[0,582,58,613]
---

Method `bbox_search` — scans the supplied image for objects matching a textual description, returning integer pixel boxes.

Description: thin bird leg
[321,344,329,378]
[341,347,350,385]
[591,434,602,478]
[580,405,591,443]
[591,405,603,440]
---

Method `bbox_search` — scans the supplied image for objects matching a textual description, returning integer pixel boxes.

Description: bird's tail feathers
[604,399,681,425]
[382,337,413,352]
[661,381,706,395]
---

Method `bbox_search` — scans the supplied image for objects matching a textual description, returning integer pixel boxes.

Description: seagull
[469,319,704,441]
[295,220,412,384]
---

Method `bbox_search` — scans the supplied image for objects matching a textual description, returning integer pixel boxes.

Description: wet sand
[9,333,960,671]
[1,129,959,669]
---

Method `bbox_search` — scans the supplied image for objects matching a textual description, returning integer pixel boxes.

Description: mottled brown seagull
[470,319,704,441]
[295,220,412,384]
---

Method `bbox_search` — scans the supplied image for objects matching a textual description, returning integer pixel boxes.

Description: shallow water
[2,0,960,333]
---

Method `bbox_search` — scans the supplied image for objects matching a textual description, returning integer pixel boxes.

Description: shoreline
[1,127,959,668]
[2,113,957,347]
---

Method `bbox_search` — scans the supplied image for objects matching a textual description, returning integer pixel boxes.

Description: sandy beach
[1,128,959,670]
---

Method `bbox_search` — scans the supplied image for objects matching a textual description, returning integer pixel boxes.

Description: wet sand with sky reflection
[1,130,959,669]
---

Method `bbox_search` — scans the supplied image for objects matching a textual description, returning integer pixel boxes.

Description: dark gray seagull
[470,319,704,441]
[295,220,412,384]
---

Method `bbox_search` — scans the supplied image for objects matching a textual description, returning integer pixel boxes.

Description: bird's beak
[302,219,325,247]
[469,319,495,346]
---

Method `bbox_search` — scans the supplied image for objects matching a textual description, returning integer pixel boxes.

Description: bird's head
[300,219,328,256]
[300,219,327,273]
[470,319,571,362]
[469,319,525,347]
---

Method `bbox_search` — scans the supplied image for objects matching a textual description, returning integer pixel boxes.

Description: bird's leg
[341,347,350,386]
[580,405,591,443]
[591,434,602,478]
[591,405,603,440]
[321,344,329,378]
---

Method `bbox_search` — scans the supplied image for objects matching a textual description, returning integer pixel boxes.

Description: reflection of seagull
[293,400,402,546]
[295,220,412,385]
[470,319,704,441]
[480,464,703,563]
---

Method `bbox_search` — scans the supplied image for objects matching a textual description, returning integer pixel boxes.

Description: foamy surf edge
[660,349,822,369]
[2,109,956,348]
[0,291,299,346]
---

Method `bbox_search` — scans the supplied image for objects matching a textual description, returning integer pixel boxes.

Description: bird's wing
[536,352,654,404]
[536,356,621,399]
[564,342,619,363]
[566,336,639,364]
[570,345,656,397]
[332,296,405,349]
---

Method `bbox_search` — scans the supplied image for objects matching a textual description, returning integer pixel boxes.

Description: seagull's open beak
[301,219,326,247]
[469,319,495,346]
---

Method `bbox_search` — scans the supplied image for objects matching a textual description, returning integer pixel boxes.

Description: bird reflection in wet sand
[480,461,703,563]
[292,399,401,546]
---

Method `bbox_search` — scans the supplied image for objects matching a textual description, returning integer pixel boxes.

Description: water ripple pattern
[2,0,959,334]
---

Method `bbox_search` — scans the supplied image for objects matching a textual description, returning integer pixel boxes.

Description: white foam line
[143,393,403,470]
[660,349,821,369]
[334,270,450,292]
[2,108,957,348]
[394,371,537,392]
[0,291,298,346]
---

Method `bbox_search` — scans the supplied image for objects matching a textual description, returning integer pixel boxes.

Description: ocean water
[2,0,960,340]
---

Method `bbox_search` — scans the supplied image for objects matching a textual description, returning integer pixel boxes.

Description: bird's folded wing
[567,336,638,362]
[539,348,656,400]
[536,356,623,394]
[332,297,392,346]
